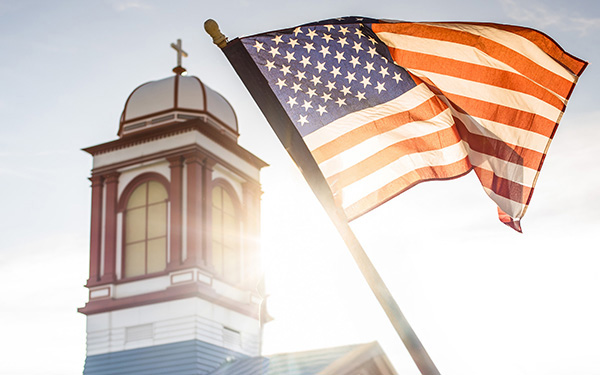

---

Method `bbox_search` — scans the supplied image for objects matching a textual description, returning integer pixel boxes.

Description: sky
[0,0,599,374]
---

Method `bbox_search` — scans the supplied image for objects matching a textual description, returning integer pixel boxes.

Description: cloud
[568,16,600,35]
[107,0,153,12]
[501,0,561,27]
[500,0,600,35]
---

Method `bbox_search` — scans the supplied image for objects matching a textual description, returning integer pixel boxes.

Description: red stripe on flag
[312,95,448,163]
[473,166,532,204]
[408,75,550,171]
[344,158,473,220]
[442,92,558,138]
[412,74,557,147]
[326,126,463,188]
[449,22,588,76]
[387,48,566,110]
[372,23,574,98]
[498,206,523,232]
[452,116,545,171]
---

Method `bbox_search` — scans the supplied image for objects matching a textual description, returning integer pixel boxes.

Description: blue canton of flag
[241,20,416,137]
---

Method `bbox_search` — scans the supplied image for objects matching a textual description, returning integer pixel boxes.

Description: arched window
[212,184,241,283]
[124,180,168,278]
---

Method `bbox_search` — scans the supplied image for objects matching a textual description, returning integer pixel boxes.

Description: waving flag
[225,17,586,232]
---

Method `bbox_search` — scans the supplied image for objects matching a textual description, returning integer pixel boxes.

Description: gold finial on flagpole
[204,19,228,48]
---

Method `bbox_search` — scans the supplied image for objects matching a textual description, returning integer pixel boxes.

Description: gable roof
[208,342,396,375]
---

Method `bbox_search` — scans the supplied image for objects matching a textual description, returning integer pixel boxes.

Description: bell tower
[79,42,267,374]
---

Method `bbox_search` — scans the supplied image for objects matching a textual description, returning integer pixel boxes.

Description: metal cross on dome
[171,38,188,75]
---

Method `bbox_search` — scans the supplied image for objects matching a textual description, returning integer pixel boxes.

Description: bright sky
[1,1,599,374]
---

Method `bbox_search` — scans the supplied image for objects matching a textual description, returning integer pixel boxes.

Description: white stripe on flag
[454,109,551,154]
[318,108,455,178]
[466,147,538,188]
[339,141,469,210]
[422,23,578,82]
[303,83,436,150]
[409,69,564,122]
[376,32,522,76]
[482,186,528,219]
[375,31,568,102]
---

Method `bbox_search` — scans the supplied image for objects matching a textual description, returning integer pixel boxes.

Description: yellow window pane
[147,202,167,238]
[212,187,222,209]
[125,242,145,278]
[147,238,166,273]
[212,207,222,239]
[212,240,223,275]
[223,214,238,247]
[224,248,240,283]
[148,181,168,204]
[223,191,234,215]
[125,207,146,244]
[127,183,147,209]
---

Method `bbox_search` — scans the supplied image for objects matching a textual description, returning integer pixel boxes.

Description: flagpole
[204,19,441,375]
[326,205,441,375]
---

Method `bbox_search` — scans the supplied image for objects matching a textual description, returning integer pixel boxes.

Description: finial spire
[204,19,228,48]
[170,38,188,75]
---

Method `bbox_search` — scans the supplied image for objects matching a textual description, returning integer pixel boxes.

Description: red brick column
[167,156,183,269]
[184,152,204,267]
[101,171,120,283]
[201,159,215,268]
[87,174,104,286]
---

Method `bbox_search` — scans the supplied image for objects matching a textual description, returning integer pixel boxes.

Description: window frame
[118,172,171,281]
[210,178,243,284]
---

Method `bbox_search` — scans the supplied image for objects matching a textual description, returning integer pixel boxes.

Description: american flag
[239,17,586,231]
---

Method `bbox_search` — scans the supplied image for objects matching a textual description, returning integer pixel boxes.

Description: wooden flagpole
[205,19,441,375]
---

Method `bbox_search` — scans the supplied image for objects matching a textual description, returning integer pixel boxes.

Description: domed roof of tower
[119,74,239,140]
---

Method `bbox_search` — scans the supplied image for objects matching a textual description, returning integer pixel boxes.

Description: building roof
[83,339,249,375]
[84,339,396,375]
[118,74,239,140]
[208,342,396,375]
